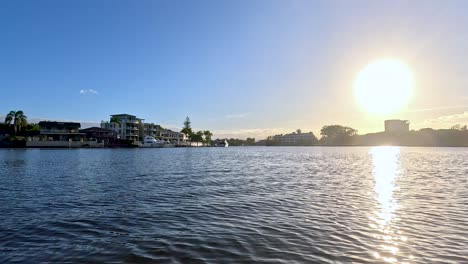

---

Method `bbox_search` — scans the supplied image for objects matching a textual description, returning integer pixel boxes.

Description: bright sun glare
[355,59,414,115]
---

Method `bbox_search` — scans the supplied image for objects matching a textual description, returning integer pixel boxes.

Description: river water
[0,147,467,263]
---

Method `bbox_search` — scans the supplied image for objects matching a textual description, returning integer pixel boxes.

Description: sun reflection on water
[369,146,405,263]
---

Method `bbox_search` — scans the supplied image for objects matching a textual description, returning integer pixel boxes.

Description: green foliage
[181,116,193,140]
[203,130,213,145]
[4,110,28,135]
[245,137,255,145]
[110,116,121,125]
[320,125,358,146]
[226,138,256,146]
[181,127,193,140]
[21,123,40,137]
[190,130,204,145]
[183,117,191,130]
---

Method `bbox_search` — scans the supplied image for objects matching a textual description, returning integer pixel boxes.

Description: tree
[296,129,302,134]
[181,116,193,142]
[5,110,27,135]
[203,130,213,145]
[245,138,255,146]
[191,130,204,146]
[183,116,191,130]
[24,123,40,135]
[320,125,357,146]
[110,116,121,128]
[451,124,468,131]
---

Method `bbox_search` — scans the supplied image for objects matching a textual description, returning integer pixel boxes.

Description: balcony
[124,120,139,124]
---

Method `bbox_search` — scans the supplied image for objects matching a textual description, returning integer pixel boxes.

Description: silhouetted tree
[320,125,357,146]
[245,138,255,145]
[451,124,468,131]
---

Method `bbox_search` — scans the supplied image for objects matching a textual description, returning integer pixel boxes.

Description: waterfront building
[101,114,143,142]
[271,132,317,146]
[142,123,186,144]
[80,127,118,144]
[38,121,85,141]
[142,123,164,139]
[160,129,185,143]
[26,121,101,147]
[385,119,410,134]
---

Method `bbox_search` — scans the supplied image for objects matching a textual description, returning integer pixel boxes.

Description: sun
[354,59,414,115]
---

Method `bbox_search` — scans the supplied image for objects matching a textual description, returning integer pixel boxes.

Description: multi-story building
[271,131,317,146]
[102,114,187,144]
[79,127,118,144]
[26,121,101,148]
[142,123,163,139]
[384,120,410,134]
[101,114,143,142]
[160,129,185,143]
[142,123,186,143]
[37,121,84,141]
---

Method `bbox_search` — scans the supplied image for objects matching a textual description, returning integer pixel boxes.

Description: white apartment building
[101,114,143,141]
[142,123,163,138]
[160,129,186,143]
[272,132,317,145]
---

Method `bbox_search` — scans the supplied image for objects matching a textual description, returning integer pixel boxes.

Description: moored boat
[213,139,229,147]
[141,136,165,148]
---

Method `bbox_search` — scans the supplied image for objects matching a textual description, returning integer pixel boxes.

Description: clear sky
[1,0,468,139]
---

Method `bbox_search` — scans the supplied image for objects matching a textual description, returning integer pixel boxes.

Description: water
[0,147,467,263]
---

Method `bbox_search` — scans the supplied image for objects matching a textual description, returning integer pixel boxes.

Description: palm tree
[5,110,27,135]
[110,116,121,129]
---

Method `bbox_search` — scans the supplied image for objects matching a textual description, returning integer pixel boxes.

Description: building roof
[111,114,137,118]
[79,127,115,133]
[38,121,81,128]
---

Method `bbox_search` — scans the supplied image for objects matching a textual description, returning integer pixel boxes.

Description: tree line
[259,124,468,147]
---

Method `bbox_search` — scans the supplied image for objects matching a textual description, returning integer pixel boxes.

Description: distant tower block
[385,120,410,134]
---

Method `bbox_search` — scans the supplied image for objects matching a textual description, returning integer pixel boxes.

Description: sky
[1,0,468,139]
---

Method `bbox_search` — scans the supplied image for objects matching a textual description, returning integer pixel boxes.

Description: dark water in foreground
[0,147,467,263]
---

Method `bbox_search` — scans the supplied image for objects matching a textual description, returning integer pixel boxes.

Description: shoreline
[2,145,468,149]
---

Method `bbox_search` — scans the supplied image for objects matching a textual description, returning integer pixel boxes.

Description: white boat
[141,136,165,148]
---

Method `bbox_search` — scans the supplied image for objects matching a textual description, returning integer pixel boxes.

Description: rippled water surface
[1,147,467,263]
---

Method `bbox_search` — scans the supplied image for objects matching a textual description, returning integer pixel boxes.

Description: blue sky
[1,0,468,139]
